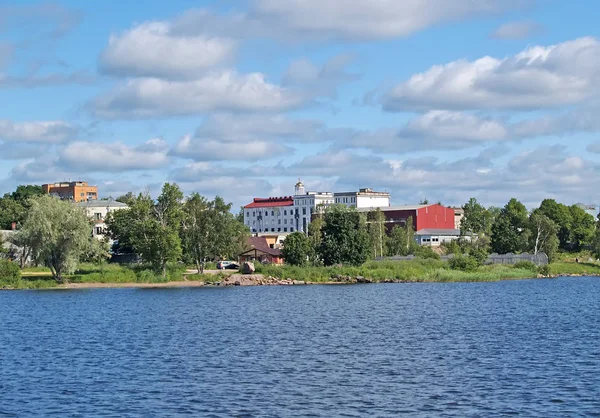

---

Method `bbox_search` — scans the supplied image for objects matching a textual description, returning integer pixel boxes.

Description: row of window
[250,218,305,226]
[247,208,311,217]
[335,196,356,204]
[422,238,440,242]
[252,227,294,233]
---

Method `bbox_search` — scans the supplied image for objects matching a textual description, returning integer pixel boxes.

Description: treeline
[106,183,248,276]
[1,183,248,281]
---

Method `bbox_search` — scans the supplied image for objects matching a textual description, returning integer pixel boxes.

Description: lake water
[1,277,599,417]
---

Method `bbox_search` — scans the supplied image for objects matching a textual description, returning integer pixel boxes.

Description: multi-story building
[244,181,391,235]
[74,200,129,240]
[42,181,98,202]
[243,196,296,234]
[334,188,391,209]
[356,204,456,232]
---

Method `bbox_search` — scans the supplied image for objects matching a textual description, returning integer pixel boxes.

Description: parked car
[217,261,239,270]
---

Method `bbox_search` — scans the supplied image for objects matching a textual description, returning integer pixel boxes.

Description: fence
[376,252,548,266]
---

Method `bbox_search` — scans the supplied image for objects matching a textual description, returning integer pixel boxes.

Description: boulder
[242,261,255,274]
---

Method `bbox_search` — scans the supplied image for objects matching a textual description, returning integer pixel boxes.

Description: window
[253,211,255,216]
[278,228,281,232]
[284,228,288,232]
[271,228,275,232]
[302,208,306,215]
[284,210,287,215]
[247,212,249,217]
[291,228,294,232]
[94,213,102,220]
[284,219,287,224]
[271,211,274,216]
[278,219,281,225]
[95,227,103,235]
[80,193,85,197]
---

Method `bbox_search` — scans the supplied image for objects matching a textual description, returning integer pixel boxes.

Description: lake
[1,277,599,417]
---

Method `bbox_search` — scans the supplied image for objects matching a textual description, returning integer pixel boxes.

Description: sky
[1,0,599,210]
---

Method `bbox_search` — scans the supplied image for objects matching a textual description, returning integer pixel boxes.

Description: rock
[242,261,255,274]
[293,280,306,285]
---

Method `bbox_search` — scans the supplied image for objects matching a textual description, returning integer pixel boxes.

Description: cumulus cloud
[173,1,523,41]
[490,20,543,40]
[90,71,305,119]
[172,113,336,161]
[99,22,236,79]
[383,37,600,111]
[0,120,77,143]
[58,138,170,171]
[282,54,359,97]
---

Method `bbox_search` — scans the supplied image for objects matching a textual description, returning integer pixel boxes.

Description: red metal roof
[244,196,294,209]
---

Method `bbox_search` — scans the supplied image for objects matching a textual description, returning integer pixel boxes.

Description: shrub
[538,264,551,276]
[0,259,21,286]
[414,246,441,260]
[448,254,479,272]
[513,261,537,272]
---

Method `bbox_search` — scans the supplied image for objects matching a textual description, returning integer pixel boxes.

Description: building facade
[357,204,456,232]
[74,200,128,240]
[244,181,391,235]
[43,181,98,202]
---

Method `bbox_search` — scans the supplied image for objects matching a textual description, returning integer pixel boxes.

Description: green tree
[528,212,559,261]
[116,192,136,206]
[107,184,184,277]
[0,185,45,230]
[461,198,488,238]
[307,216,324,264]
[14,195,91,282]
[181,194,249,273]
[282,232,313,266]
[568,205,596,250]
[319,206,369,266]
[491,198,530,254]
[367,208,387,258]
[537,199,572,249]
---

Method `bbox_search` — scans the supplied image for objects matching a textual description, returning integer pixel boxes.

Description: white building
[334,188,391,209]
[74,200,129,240]
[244,181,392,235]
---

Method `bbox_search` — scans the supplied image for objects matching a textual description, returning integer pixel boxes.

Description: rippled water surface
[1,277,600,417]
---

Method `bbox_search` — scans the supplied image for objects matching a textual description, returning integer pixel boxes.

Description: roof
[357,205,428,212]
[416,228,461,236]
[244,197,294,209]
[74,200,129,208]
[242,236,282,256]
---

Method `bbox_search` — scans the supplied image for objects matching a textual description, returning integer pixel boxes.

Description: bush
[414,246,441,260]
[538,264,551,276]
[0,259,21,286]
[448,254,479,272]
[513,261,537,272]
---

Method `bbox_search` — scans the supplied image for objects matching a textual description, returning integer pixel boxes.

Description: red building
[238,237,284,265]
[358,204,456,232]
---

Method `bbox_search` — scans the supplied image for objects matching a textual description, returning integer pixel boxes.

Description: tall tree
[537,199,572,249]
[282,232,313,266]
[461,198,487,238]
[0,184,45,230]
[367,208,387,258]
[528,212,559,260]
[14,195,91,282]
[568,205,596,250]
[116,192,136,206]
[319,206,369,266]
[491,198,529,254]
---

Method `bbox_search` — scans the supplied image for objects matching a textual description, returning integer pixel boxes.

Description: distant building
[244,181,391,235]
[74,200,128,240]
[43,181,98,202]
[452,207,465,230]
[239,236,284,265]
[334,188,391,209]
[416,229,465,247]
[244,196,296,234]
[356,204,456,233]
[574,203,599,219]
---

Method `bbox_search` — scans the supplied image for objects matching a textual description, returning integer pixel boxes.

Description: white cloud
[99,22,236,79]
[383,37,600,111]
[58,139,170,171]
[282,54,358,97]
[490,20,543,40]
[0,120,77,143]
[90,71,305,119]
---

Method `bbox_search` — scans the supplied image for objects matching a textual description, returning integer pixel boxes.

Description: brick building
[42,181,98,202]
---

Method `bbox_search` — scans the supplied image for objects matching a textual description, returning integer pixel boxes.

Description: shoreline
[3,273,597,291]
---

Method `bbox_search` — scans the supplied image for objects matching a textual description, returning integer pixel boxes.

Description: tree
[461,198,487,238]
[568,205,596,250]
[181,194,248,273]
[537,199,572,249]
[14,195,91,282]
[282,232,313,266]
[116,192,136,206]
[307,216,324,265]
[367,208,387,258]
[319,206,369,266]
[490,198,529,254]
[528,212,559,261]
[0,184,44,230]
[107,184,184,277]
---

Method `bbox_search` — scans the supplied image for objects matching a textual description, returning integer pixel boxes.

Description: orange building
[42,181,98,202]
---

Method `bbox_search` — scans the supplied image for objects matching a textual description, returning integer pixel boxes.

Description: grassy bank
[2,259,598,290]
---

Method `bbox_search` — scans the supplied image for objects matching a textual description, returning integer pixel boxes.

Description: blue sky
[1,0,600,210]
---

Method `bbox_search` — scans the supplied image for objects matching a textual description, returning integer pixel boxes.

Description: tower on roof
[294,178,305,196]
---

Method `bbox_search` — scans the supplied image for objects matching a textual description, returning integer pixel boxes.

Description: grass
[3,258,599,290]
